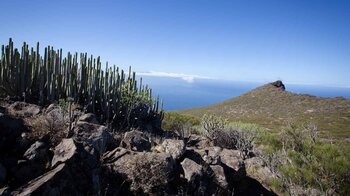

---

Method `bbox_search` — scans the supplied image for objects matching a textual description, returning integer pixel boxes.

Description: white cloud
[137,71,212,83]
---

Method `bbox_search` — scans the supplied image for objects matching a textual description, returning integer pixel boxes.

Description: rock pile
[0,100,277,195]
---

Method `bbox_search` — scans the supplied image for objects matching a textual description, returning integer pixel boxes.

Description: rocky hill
[0,100,279,195]
[181,81,350,138]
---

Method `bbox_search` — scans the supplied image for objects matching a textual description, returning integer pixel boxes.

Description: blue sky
[1,0,349,87]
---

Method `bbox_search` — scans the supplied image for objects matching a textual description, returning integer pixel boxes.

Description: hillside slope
[180,81,350,138]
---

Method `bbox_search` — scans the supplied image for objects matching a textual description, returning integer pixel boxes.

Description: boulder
[244,157,276,190]
[45,104,62,114]
[120,130,151,152]
[69,121,113,155]
[187,135,213,149]
[180,158,202,182]
[210,165,229,190]
[45,103,80,127]
[13,140,101,196]
[44,104,66,125]
[219,148,245,181]
[50,138,101,195]
[16,132,32,155]
[78,113,99,124]
[51,138,77,168]
[0,187,10,196]
[0,113,27,154]
[103,147,176,194]
[190,146,223,165]
[106,132,123,151]
[184,146,245,186]
[162,139,185,160]
[12,163,67,196]
[23,141,48,162]
[180,158,205,194]
[10,158,47,187]
[8,102,41,117]
[191,147,243,167]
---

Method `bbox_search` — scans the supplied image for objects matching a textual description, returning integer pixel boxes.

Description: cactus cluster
[0,38,163,131]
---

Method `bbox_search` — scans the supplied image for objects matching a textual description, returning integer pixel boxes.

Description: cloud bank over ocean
[137,71,213,83]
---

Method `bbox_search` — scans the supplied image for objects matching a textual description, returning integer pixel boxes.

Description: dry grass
[181,83,350,139]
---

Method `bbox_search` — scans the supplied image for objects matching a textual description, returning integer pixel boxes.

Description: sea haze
[140,76,350,111]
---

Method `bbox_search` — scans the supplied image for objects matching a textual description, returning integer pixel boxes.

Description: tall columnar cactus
[0,38,163,131]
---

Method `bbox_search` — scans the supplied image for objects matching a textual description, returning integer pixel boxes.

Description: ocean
[140,76,350,111]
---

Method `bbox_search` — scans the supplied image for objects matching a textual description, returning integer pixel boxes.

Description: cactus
[0,38,163,131]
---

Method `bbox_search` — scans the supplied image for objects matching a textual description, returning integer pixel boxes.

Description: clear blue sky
[1,0,349,87]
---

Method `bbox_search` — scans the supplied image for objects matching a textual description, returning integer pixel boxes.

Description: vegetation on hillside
[260,124,350,195]
[201,114,257,159]
[161,112,200,137]
[181,81,350,138]
[0,38,163,131]
[162,112,350,195]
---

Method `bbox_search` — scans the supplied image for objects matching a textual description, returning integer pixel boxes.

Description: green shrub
[261,124,350,194]
[201,114,228,136]
[161,112,200,136]
[269,177,283,192]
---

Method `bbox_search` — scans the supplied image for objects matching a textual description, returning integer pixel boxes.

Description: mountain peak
[181,80,350,137]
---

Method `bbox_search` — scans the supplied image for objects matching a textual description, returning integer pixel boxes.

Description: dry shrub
[126,153,174,194]
[26,111,67,146]
[201,114,256,159]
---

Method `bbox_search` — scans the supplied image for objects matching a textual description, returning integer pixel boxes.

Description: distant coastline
[140,76,350,111]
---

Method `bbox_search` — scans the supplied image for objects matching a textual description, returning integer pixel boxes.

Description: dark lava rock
[120,130,151,152]
[69,121,113,156]
[0,113,28,154]
[8,102,41,117]
[270,80,286,91]
[23,141,49,163]
[78,113,99,124]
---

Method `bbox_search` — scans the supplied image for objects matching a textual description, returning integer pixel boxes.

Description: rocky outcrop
[8,102,41,117]
[69,121,113,156]
[161,139,186,160]
[244,157,277,191]
[270,80,286,91]
[0,101,278,195]
[12,138,102,195]
[120,130,151,152]
[187,134,213,149]
[78,113,99,124]
[179,146,247,195]
[0,112,28,154]
[181,158,202,183]
[12,163,66,196]
[23,141,48,162]
[210,164,229,189]
[51,139,77,168]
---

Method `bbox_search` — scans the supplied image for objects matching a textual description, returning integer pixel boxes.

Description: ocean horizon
[140,76,350,111]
